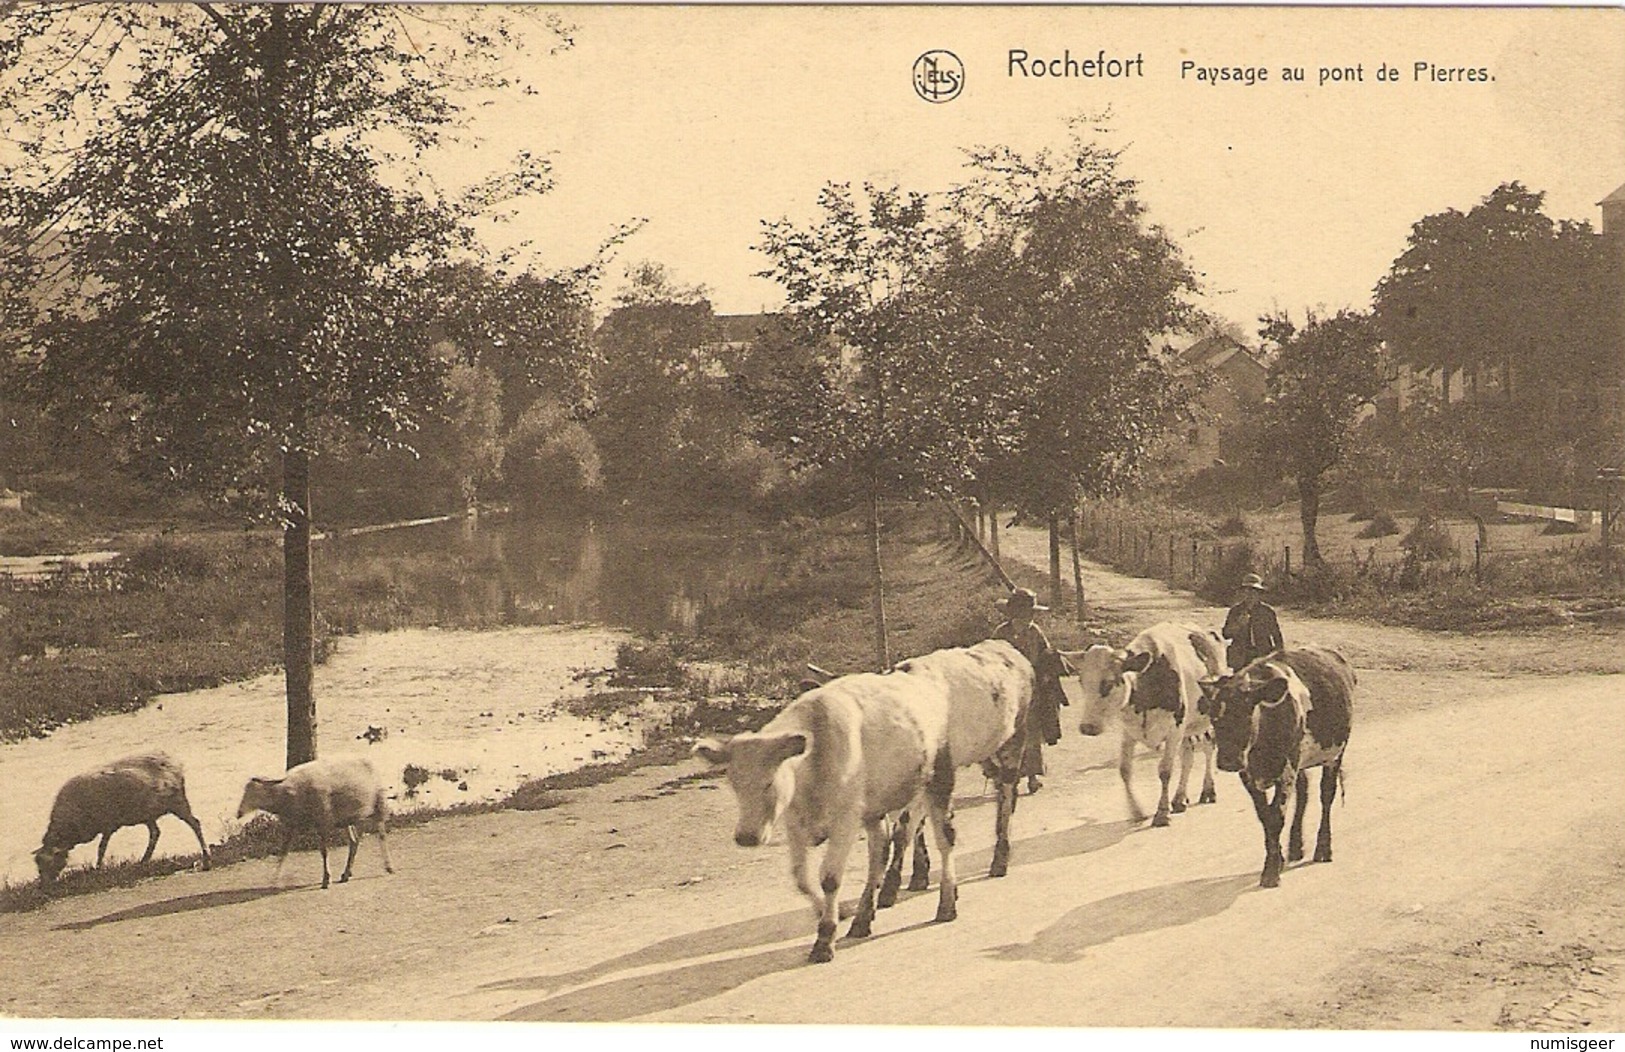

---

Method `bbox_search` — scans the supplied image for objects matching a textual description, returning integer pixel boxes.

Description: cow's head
[692,731,807,847]
[1065,645,1150,735]
[33,844,69,885]
[1200,670,1291,773]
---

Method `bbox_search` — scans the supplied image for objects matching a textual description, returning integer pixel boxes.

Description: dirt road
[2,532,1621,1030]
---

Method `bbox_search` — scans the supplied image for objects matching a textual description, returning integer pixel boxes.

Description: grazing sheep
[237,755,394,889]
[34,752,212,884]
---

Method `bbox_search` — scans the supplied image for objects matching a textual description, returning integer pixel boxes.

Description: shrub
[402,764,432,795]
[1402,510,1458,562]
[610,640,684,687]
[1199,540,1259,602]
[115,537,220,584]
[1215,513,1249,537]
[1356,511,1400,538]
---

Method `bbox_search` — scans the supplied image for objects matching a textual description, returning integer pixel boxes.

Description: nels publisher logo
[913,49,964,103]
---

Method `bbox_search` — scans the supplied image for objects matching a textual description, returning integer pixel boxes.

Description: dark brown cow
[1198,645,1354,888]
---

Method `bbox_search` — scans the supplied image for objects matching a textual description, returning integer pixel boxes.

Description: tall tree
[1373,182,1619,407]
[0,5,572,767]
[752,183,948,670]
[590,263,722,498]
[1250,310,1389,565]
[941,119,1202,597]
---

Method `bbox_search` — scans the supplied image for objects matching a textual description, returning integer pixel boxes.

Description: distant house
[1167,334,1269,470]
[702,313,778,376]
[1378,181,1625,431]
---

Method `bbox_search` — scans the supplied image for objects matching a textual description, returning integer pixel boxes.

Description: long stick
[939,496,1016,590]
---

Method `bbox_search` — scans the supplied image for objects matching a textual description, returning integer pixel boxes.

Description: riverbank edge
[1,505,1035,912]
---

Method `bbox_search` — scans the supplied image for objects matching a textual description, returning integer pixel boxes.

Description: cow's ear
[771,734,808,763]
[692,737,732,765]
[1255,678,1291,707]
[1122,651,1153,675]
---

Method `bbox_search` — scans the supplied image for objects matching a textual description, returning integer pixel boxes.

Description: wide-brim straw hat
[1240,573,1266,591]
[996,587,1049,614]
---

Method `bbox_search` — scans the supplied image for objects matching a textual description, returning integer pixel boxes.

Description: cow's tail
[1337,763,1347,806]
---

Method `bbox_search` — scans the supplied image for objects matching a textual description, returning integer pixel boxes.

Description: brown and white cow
[693,638,1032,963]
[1197,645,1355,888]
[1064,622,1228,827]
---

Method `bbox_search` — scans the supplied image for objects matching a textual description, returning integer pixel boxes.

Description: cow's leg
[376,812,394,874]
[788,835,819,910]
[1171,736,1195,814]
[847,816,889,939]
[1248,781,1287,888]
[1313,760,1340,863]
[989,773,1016,878]
[316,817,333,890]
[810,821,859,963]
[1197,737,1218,805]
[909,823,931,891]
[180,811,212,870]
[878,810,909,908]
[96,832,112,869]
[1287,769,1309,862]
[921,749,957,917]
[141,821,160,863]
[1151,741,1176,827]
[339,824,360,883]
[1118,735,1146,822]
[927,797,959,922]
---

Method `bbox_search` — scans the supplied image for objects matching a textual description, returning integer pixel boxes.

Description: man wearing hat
[993,587,1067,794]
[1222,573,1284,671]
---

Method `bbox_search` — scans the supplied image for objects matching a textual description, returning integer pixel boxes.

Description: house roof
[1599,182,1625,206]
[1173,334,1265,375]
[713,313,777,344]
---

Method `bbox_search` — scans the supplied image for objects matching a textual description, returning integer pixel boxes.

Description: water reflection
[323,512,781,636]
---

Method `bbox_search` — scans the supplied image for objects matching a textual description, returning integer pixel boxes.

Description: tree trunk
[1297,474,1324,567]
[1048,512,1062,609]
[988,504,1001,564]
[868,473,889,672]
[1069,513,1086,622]
[284,447,317,769]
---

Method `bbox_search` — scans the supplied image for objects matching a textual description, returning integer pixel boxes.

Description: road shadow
[983,872,1256,964]
[54,885,289,931]
[498,913,950,1023]
[485,816,1139,1021]
[957,817,1138,875]
[499,943,810,1022]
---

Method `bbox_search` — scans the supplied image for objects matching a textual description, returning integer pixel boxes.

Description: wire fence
[1073,500,1619,601]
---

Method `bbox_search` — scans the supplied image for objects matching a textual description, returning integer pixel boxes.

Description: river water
[323,511,787,635]
[0,513,786,887]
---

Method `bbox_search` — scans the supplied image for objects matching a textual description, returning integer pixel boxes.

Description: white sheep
[34,752,212,884]
[236,755,395,889]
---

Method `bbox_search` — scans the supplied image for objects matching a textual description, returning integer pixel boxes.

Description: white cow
[1064,622,1228,827]
[693,639,1032,963]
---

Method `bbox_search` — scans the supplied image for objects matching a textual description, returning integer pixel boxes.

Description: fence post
[1284,545,1291,579]
[1167,536,1175,583]
[1474,537,1482,582]
[1191,539,1199,582]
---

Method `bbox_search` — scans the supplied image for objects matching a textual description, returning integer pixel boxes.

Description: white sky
[433,4,1625,335]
